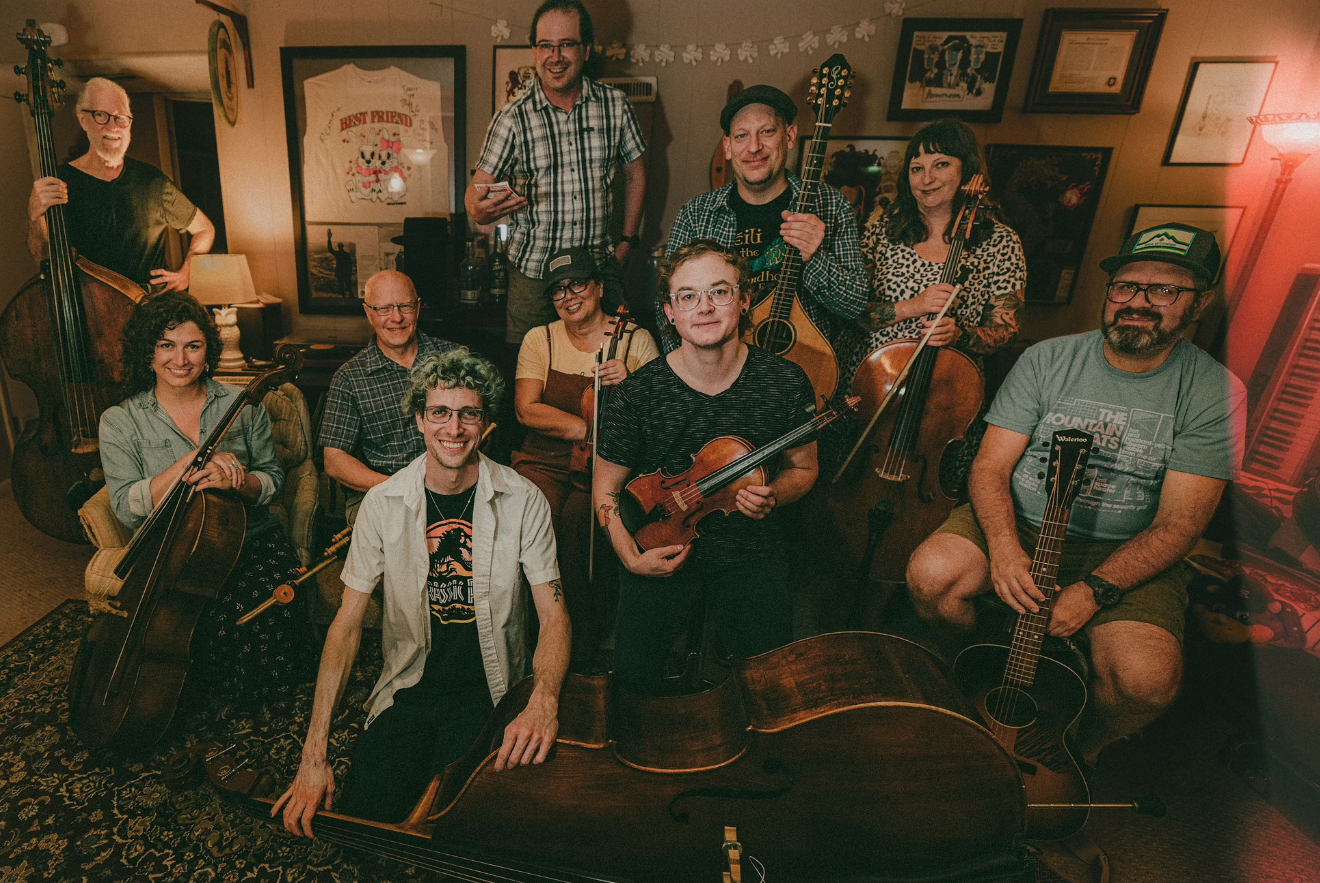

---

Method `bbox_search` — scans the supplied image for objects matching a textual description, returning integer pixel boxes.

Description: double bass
[67,348,302,751]
[827,176,990,582]
[1,20,143,543]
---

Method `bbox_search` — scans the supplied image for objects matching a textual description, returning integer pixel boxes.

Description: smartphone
[476,182,516,199]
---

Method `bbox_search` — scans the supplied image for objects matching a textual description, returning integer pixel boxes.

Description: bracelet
[620,234,640,247]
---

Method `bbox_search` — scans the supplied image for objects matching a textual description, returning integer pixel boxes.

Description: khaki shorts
[936,504,1191,644]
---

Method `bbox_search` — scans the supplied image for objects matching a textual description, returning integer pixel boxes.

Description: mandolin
[953,429,1094,840]
[742,54,852,404]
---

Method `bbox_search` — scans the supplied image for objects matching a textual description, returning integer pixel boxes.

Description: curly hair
[120,292,222,394]
[402,347,505,417]
[881,118,995,248]
[656,239,753,345]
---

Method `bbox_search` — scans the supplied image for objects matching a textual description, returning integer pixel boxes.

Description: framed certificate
[1024,9,1166,114]
[1163,60,1277,166]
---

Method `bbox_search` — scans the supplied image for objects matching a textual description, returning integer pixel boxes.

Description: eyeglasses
[670,285,739,311]
[534,40,583,55]
[80,109,133,128]
[364,300,419,316]
[423,406,485,425]
[1105,281,1201,307]
[550,279,592,302]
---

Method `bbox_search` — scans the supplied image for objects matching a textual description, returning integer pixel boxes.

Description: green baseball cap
[1100,223,1221,287]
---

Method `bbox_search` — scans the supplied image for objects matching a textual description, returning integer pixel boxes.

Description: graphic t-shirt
[728,186,794,301]
[985,331,1246,541]
[57,158,198,287]
[301,64,450,223]
[413,486,487,698]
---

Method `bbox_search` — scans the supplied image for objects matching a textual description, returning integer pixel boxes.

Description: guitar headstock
[1045,430,1092,513]
[952,173,990,241]
[807,54,853,124]
[14,20,66,119]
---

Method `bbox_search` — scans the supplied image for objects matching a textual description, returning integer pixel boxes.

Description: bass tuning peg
[14,65,25,77]
[14,91,27,104]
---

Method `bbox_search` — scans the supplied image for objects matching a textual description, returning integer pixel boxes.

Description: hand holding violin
[736,484,777,519]
[593,357,628,387]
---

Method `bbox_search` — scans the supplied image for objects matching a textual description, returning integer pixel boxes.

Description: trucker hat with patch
[1099,223,1221,287]
[542,246,599,295]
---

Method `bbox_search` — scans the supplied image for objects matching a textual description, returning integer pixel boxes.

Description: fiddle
[568,306,632,489]
[622,397,858,552]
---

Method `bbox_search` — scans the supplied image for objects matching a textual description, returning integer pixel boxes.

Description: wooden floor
[0,482,92,645]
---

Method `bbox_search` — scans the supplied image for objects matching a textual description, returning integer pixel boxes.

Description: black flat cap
[720,84,797,133]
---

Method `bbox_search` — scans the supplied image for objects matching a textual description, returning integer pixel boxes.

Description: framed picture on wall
[985,144,1113,304]
[281,46,466,315]
[1024,9,1166,114]
[887,18,1022,123]
[800,136,910,225]
[493,45,536,113]
[1127,205,1246,283]
[1163,60,1277,165]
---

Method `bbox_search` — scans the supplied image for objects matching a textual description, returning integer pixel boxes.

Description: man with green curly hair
[276,347,570,832]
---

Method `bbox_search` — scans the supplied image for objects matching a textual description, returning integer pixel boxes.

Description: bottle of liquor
[459,238,484,308]
[488,230,509,307]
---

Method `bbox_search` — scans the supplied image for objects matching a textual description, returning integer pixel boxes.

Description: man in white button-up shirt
[275,348,570,834]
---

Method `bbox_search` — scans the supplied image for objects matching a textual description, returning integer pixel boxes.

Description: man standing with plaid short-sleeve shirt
[465,0,647,344]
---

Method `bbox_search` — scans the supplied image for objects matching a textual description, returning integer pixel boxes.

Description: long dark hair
[883,118,993,248]
[120,292,222,394]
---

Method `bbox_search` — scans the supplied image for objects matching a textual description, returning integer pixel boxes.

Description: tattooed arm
[496,574,571,771]
[594,455,691,576]
[960,288,1023,355]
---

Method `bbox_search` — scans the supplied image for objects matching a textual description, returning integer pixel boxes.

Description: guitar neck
[1003,504,1072,687]
[764,119,831,319]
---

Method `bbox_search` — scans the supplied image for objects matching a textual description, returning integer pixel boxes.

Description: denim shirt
[99,378,283,531]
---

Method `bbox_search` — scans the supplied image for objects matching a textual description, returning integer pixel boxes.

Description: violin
[621,397,858,552]
[568,306,632,491]
[67,347,302,752]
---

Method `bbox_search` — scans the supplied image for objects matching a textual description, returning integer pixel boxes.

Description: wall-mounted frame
[985,144,1113,304]
[1126,205,1246,284]
[493,45,536,114]
[800,136,910,225]
[887,17,1022,123]
[1024,9,1166,114]
[1163,60,1277,166]
[280,46,465,316]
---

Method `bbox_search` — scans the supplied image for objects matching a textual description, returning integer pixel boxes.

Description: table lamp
[189,254,260,371]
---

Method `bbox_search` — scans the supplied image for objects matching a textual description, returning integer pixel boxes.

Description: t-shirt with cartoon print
[728,186,794,302]
[413,486,487,699]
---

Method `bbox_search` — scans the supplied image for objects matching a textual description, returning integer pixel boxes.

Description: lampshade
[1250,112,1320,156]
[189,254,260,306]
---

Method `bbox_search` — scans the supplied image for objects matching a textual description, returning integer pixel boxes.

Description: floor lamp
[189,254,260,372]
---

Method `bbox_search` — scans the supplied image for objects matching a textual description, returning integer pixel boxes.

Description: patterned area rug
[0,600,432,883]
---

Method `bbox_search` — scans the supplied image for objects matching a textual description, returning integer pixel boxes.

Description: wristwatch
[1083,573,1123,608]
[620,234,640,247]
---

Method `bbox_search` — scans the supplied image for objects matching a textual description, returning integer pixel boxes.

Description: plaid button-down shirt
[317,332,458,475]
[660,174,868,351]
[476,76,646,277]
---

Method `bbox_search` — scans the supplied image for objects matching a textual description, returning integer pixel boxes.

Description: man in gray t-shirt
[907,223,1245,771]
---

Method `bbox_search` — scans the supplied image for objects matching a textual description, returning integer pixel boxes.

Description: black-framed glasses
[670,285,739,311]
[1105,281,1200,307]
[550,279,592,302]
[364,300,419,316]
[80,108,133,128]
[423,406,485,425]
[534,40,583,54]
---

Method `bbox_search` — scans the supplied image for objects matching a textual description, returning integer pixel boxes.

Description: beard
[1102,305,1196,356]
[90,135,129,165]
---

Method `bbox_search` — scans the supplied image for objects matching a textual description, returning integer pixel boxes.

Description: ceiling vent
[600,76,657,103]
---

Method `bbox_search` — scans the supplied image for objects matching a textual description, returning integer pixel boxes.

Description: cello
[1,20,144,543]
[67,347,302,752]
[827,176,990,582]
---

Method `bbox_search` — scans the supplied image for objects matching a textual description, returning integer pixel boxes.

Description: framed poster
[1127,205,1245,283]
[887,18,1022,123]
[281,46,465,315]
[985,145,1112,304]
[1024,9,1166,114]
[208,18,240,127]
[801,136,909,225]
[1163,60,1277,165]
[493,45,536,113]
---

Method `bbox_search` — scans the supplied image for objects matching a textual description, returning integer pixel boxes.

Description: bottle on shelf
[488,227,509,307]
[459,238,484,308]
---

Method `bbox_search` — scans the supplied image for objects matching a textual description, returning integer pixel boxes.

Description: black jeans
[337,683,494,824]
[612,553,793,696]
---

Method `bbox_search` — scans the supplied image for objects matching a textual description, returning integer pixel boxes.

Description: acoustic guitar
[742,54,852,404]
[953,429,1094,840]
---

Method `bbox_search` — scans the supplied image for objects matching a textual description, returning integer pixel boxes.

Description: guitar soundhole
[983,686,1038,729]
[752,318,796,355]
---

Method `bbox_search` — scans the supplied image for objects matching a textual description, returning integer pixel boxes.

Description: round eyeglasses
[670,285,739,311]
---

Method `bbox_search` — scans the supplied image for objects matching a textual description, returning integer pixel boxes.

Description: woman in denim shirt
[99,292,314,708]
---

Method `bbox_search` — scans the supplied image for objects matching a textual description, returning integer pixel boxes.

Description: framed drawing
[1024,9,1166,114]
[801,136,910,224]
[281,46,465,315]
[887,18,1022,123]
[1127,205,1246,283]
[493,45,536,113]
[1163,60,1277,165]
[985,145,1113,304]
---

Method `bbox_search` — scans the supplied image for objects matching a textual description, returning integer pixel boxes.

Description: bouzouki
[953,429,1094,840]
[742,54,852,404]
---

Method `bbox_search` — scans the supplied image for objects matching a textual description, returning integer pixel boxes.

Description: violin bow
[588,345,604,584]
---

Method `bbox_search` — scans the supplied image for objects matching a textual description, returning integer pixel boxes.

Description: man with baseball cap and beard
[905,223,1246,771]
